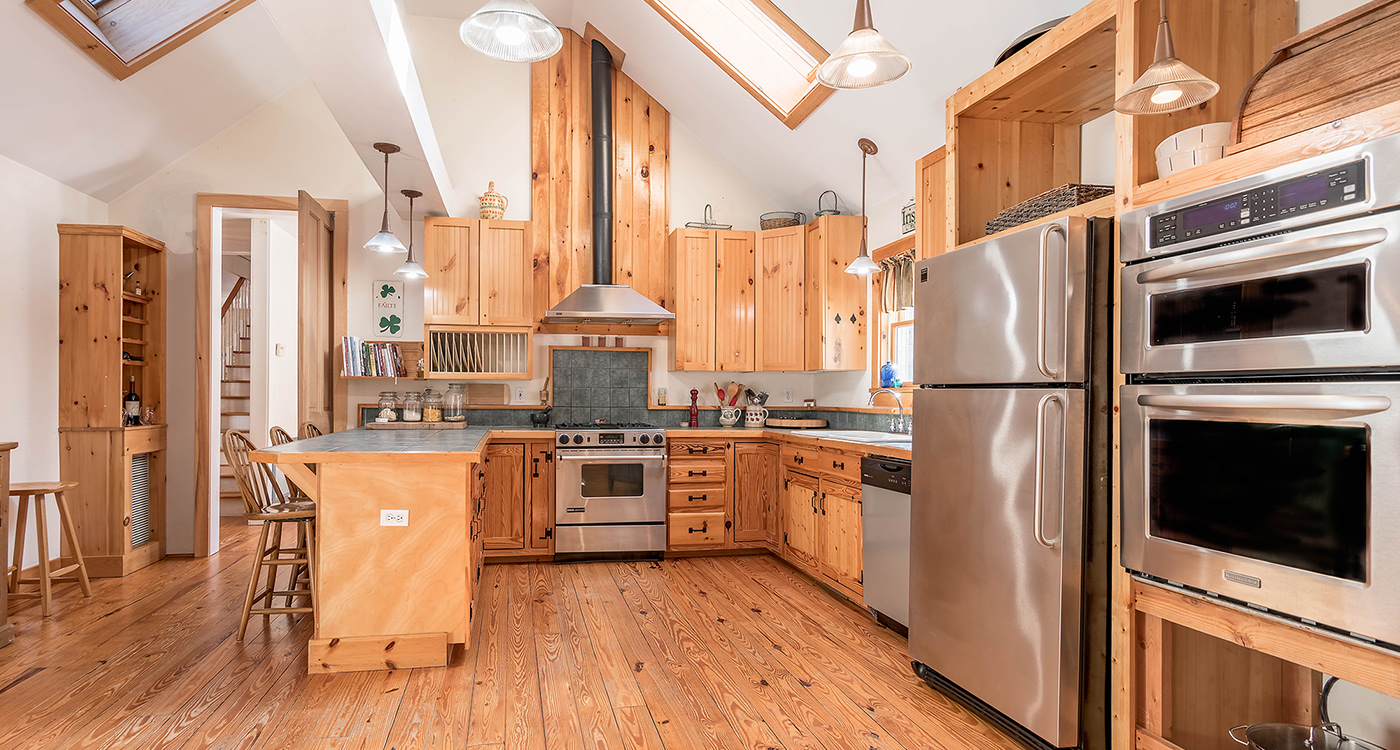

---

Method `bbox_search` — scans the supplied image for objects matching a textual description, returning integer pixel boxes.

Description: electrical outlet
[515,387,526,403]
[380,509,409,527]
[783,388,794,404]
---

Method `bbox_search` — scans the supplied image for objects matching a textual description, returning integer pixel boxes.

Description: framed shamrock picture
[373,280,405,338]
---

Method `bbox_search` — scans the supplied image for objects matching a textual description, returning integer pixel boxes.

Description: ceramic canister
[478,181,508,220]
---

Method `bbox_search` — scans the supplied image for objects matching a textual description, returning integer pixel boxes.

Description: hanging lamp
[846,138,880,276]
[817,0,911,90]
[395,189,428,279]
[459,0,563,63]
[1114,0,1219,115]
[366,143,407,254]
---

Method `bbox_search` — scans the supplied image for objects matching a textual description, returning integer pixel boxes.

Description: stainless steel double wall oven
[1120,132,1400,648]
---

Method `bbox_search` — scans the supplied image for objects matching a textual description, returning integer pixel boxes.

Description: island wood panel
[732,441,779,546]
[423,217,480,325]
[614,68,671,310]
[482,442,526,550]
[915,147,948,259]
[756,225,806,371]
[478,220,533,327]
[315,459,473,647]
[715,230,755,371]
[668,228,716,371]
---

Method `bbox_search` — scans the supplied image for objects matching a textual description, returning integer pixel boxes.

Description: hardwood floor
[0,518,1020,750]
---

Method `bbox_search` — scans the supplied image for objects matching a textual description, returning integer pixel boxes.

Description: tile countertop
[252,425,911,465]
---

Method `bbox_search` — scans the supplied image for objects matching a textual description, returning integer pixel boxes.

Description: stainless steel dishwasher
[861,455,912,633]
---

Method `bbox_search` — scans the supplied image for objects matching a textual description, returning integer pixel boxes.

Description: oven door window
[1149,418,1368,582]
[579,462,647,498]
[1150,264,1367,346]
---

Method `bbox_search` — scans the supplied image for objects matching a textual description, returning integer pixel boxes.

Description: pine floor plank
[1,519,1028,750]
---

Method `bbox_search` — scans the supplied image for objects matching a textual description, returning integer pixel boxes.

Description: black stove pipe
[591,40,614,285]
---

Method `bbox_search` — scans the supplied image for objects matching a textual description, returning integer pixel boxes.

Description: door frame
[194,193,349,557]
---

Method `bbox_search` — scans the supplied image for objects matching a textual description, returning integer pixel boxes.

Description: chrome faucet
[869,388,907,434]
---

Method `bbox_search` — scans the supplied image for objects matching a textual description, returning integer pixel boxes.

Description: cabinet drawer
[668,511,725,547]
[668,487,726,511]
[668,459,727,484]
[781,445,821,472]
[668,439,727,458]
[781,446,858,484]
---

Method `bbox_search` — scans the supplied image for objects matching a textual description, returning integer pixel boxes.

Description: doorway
[194,193,349,556]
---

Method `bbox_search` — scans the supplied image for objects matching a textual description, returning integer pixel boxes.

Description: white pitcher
[744,406,769,427]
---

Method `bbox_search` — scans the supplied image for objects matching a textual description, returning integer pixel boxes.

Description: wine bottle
[124,376,141,427]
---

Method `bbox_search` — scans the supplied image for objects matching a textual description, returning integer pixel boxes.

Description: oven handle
[555,453,667,462]
[1134,227,1386,285]
[1033,393,1063,550]
[1037,223,1067,380]
[1137,394,1392,415]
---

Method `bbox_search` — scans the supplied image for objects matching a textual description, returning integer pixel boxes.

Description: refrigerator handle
[1037,224,1067,380]
[1033,392,1064,550]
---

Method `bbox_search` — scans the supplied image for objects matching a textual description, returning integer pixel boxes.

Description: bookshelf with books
[341,338,426,381]
[57,224,167,578]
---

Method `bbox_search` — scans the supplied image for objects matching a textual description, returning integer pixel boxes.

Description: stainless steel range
[554,423,667,561]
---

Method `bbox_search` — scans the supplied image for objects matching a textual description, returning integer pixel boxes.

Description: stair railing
[221,277,250,376]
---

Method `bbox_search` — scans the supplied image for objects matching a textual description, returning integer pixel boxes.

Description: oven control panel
[555,431,665,447]
[1150,159,1367,249]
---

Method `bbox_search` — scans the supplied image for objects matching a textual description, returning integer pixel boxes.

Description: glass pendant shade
[817,1,910,90]
[395,189,428,278]
[366,211,406,254]
[460,0,563,63]
[1115,1,1218,115]
[845,251,879,275]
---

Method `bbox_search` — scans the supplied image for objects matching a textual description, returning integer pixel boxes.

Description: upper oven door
[555,448,666,525]
[1122,211,1400,375]
[1121,381,1400,646]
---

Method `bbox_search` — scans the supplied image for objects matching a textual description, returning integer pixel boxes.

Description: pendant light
[459,0,563,63]
[846,138,881,276]
[1114,0,1219,115]
[817,0,911,90]
[394,189,428,279]
[366,143,407,254]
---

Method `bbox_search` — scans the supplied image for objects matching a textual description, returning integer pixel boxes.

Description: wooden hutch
[57,224,167,577]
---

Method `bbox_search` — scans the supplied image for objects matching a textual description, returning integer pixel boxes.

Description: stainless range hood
[545,284,674,325]
[544,39,675,327]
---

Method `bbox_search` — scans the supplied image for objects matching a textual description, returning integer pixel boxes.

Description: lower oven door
[1122,381,1400,645]
[1122,210,1400,375]
[555,448,667,525]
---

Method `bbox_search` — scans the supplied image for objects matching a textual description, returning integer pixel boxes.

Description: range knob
[557,434,569,446]
[572,433,584,445]
[653,433,665,445]
[638,434,651,444]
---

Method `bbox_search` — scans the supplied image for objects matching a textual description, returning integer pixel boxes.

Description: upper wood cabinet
[668,228,755,372]
[756,225,806,371]
[915,147,948,259]
[424,218,533,327]
[804,215,867,371]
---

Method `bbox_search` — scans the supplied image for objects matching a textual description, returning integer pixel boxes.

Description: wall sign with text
[374,280,404,338]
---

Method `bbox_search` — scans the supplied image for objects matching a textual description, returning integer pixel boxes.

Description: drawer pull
[688,494,707,501]
[687,446,709,454]
[688,470,708,477]
[688,521,710,534]
[795,455,804,465]
[832,460,844,470]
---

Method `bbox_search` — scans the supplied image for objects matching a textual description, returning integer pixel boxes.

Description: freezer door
[915,216,1088,385]
[910,386,1085,748]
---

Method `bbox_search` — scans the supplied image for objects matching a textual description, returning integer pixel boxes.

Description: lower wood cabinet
[668,438,730,551]
[733,442,780,546]
[481,441,554,556]
[781,464,863,602]
[781,469,821,570]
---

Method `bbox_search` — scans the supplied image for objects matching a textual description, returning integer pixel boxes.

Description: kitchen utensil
[757,392,769,406]
[529,406,552,427]
[540,376,550,405]
[726,382,740,406]
[1229,723,1388,750]
[816,190,841,216]
[720,408,741,427]
[685,203,733,230]
[744,388,757,404]
[714,382,725,403]
[744,406,770,427]
[766,417,828,428]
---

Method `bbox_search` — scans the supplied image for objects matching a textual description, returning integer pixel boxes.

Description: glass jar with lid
[423,388,443,423]
[401,391,423,422]
[445,383,467,422]
[375,391,398,422]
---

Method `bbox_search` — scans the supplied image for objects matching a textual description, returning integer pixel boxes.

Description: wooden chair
[222,430,317,641]
[7,481,91,617]
[269,426,295,446]
[299,422,323,440]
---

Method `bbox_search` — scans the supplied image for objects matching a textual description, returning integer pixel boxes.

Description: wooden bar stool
[222,431,317,642]
[7,480,92,617]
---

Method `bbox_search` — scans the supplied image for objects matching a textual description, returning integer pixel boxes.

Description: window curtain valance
[879,251,916,313]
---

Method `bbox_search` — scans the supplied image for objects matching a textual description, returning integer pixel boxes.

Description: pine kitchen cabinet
[804,215,867,371]
[732,441,780,547]
[424,217,533,327]
[667,228,755,371]
[780,443,864,603]
[481,440,555,556]
[756,225,806,371]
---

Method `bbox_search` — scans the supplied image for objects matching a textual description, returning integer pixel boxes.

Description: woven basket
[985,184,1113,235]
[760,211,806,230]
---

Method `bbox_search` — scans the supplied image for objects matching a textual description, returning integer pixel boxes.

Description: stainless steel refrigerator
[910,216,1111,750]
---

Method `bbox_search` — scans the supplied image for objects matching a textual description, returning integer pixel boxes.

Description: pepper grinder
[688,388,699,428]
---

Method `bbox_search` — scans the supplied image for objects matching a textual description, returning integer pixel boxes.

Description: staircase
[219,277,251,518]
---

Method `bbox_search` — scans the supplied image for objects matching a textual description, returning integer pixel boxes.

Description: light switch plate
[380,509,409,526]
[515,387,526,403]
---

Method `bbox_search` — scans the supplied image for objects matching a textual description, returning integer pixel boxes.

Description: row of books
[342,337,408,378]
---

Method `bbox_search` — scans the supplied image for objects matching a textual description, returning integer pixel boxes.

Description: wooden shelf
[122,360,148,367]
[122,292,152,304]
[342,375,424,381]
[953,193,1116,251]
[122,316,148,325]
[121,338,147,346]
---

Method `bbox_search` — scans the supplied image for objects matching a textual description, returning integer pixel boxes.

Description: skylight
[28,0,253,80]
[642,0,834,129]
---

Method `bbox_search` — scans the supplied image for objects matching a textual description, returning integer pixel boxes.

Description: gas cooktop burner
[554,422,658,430]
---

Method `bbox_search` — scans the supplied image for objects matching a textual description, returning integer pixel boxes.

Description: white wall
[0,153,108,571]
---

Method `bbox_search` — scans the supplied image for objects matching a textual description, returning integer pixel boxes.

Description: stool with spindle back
[7,480,92,617]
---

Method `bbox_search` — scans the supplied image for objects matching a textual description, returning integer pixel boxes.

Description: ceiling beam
[260,0,453,218]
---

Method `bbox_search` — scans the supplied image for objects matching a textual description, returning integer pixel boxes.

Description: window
[27,0,253,81]
[641,0,834,129]
[871,235,916,394]
[891,320,914,384]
